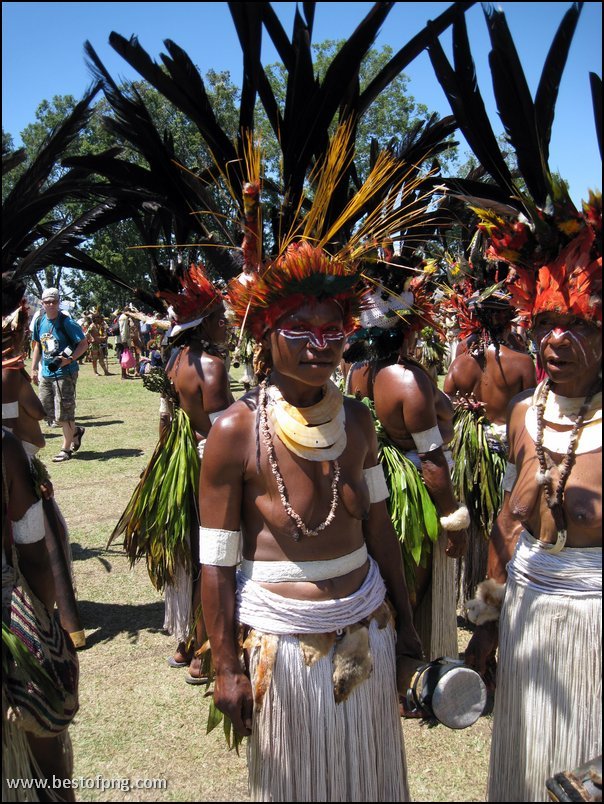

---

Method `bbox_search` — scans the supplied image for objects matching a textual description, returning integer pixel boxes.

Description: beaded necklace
[258,380,341,541]
[534,378,596,552]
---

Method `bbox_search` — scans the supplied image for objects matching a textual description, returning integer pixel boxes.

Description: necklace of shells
[534,378,596,553]
[258,379,341,541]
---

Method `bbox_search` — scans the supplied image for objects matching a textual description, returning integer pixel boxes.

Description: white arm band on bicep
[2,401,19,420]
[12,499,45,544]
[411,425,443,453]
[502,462,517,493]
[199,527,242,566]
[363,464,389,503]
[209,408,229,424]
[159,396,172,416]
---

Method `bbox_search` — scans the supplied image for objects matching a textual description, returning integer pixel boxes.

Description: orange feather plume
[157,263,222,324]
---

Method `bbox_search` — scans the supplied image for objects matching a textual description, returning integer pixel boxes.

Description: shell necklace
[259,379,341,540]
[534,378,596,553]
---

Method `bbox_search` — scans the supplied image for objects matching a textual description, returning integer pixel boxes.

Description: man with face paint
[201,241,423,802]
[463,191,602,802]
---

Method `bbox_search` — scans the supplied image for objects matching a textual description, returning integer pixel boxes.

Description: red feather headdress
[227,241,366,341]
[473,191,602,327]
[157,262,223,335]
[226,121,447,343]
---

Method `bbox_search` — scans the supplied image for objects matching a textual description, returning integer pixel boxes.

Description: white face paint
[278,325,345,350]
[532,315,602,374]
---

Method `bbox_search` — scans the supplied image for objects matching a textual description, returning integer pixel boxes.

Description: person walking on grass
[30,288,87,463]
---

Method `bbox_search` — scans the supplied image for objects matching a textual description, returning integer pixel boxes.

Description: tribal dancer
[2,296,86,651]
[198,114,439,799]
[443,284,536,618]
[109,264,233,681]
[345,279,467,667]
[465,188,602,802]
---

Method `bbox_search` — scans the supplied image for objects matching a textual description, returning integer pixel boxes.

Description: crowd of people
[3,216,602,801]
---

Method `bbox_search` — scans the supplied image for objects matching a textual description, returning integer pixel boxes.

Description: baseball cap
[41,287,60,302]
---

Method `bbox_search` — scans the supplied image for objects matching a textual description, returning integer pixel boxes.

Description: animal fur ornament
[465,579,506,625]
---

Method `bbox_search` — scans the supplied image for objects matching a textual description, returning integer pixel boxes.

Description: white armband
[159,396,172,416]
[502,462,517,493]
[363,464,389,503]
[411,425,443,454]
[439,504,470,531]
[2,401,19,420]
[12,499,45,544]
[209,408,229,424]
[199,527,242,566]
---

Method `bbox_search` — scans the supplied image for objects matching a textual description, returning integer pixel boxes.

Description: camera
[47,347,73,373]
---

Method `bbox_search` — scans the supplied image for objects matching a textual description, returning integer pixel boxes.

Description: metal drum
[406,656,487,729]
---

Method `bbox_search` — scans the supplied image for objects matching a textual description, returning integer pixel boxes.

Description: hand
[445,527,468,558]
[32,370,39,386]
[213,670,254,737]
[39,480,55,500]
[464,621,498,679]
[396,653,424,699]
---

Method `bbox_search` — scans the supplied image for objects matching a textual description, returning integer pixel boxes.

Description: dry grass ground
[36,351,491,802]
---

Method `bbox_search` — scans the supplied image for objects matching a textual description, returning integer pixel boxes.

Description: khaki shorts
[39,374,78,422]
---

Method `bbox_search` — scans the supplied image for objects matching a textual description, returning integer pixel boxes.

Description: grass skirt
[488,544,602,801]
[414,530,459,660]
[247,619,409,802]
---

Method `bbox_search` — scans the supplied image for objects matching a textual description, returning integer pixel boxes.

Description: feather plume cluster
[227,241,365,339]
[476,191,602,326]
[157,262,223,325]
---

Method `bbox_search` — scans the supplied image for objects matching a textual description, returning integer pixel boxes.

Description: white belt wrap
[508,530,602,597]
[21,440,40,458]
[240,544,368,583]
[236,555,386,634]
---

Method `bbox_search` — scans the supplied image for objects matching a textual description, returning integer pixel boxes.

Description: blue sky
[2,2,602,206]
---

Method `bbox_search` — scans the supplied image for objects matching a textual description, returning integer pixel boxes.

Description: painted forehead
[532,312,600,331]
[276,300,345,327]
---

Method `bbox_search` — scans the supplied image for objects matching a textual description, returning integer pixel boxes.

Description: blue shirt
[33,312,85,379]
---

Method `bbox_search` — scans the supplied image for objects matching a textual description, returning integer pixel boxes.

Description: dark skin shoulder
[166,346,233,438]
[373,360,440,449]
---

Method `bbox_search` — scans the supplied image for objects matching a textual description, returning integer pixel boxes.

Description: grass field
[36,351,491,802]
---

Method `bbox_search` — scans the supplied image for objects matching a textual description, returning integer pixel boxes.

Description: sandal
[71,426,85,452]
[52,449,72,462]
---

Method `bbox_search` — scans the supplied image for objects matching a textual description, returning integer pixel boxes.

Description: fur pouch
[465,579,506,625]
[332,623,373,703]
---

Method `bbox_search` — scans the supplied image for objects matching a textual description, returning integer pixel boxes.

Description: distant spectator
[30,288,88,462]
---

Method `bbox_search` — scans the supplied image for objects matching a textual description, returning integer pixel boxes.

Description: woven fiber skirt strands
[246,619,408,802]
[488,532,602,801]
[414,529,458,660]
